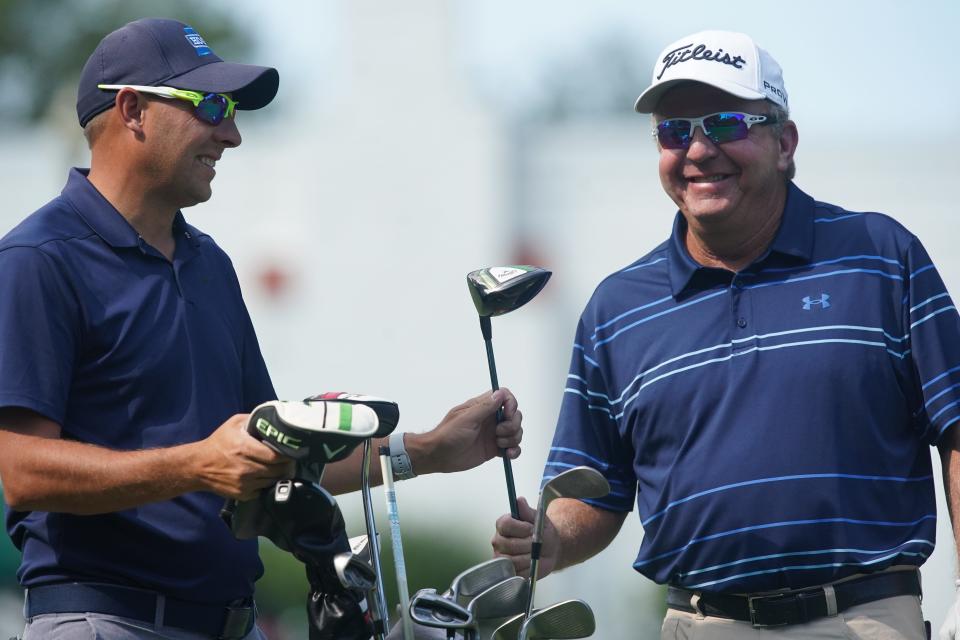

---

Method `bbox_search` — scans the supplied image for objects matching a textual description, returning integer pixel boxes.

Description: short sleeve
[544,315,638,512]
[902,237,960,445]
[0,246,80,424]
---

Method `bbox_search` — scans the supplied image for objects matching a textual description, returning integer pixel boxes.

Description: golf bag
[223,393,400,640]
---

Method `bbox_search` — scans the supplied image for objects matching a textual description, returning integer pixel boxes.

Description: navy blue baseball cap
[76,18,279,127]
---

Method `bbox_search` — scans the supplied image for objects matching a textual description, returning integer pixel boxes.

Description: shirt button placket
[731,276,748,332]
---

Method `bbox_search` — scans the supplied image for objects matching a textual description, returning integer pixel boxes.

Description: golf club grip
[483,337,520,519]
[219,498,237,524]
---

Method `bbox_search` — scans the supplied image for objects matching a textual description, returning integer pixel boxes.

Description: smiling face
[653,83,797,236]
[140,94,242,209]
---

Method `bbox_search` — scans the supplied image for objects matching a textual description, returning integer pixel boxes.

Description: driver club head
[518,599,596,639]
[466,266,552,318]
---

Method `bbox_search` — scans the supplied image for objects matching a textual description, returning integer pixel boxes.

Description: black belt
[25,582,256,639]
[667,570,922,628]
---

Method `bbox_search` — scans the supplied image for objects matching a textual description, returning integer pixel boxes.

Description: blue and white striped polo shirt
[547,182,957,593]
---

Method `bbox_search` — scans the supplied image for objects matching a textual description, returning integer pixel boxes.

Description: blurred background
[1,0,958,637]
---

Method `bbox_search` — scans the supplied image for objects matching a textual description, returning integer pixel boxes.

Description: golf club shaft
[525,495,548,619]
[525,552,540,619]
[380,447,414,640]
[362,440,389,638]
[481,322,520,520]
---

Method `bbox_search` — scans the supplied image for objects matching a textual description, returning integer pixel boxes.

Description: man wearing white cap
[493,30,959,639]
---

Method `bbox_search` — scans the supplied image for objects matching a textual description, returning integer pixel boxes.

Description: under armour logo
[802,294,831,310]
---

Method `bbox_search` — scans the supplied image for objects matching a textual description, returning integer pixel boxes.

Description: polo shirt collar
[667,182,816,296]
[62,167,199,251]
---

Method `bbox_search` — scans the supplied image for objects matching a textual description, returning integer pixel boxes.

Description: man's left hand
[409,389,522,475]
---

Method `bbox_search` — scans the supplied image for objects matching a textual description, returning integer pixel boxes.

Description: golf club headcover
[302,392,400,439]
[229,479,348,557]
[243,395,398,485]
[307,586,372,640]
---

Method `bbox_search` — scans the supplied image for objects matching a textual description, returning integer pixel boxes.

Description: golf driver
[466,265,552,518]
[381,445,414,640]
[518,600,595,639]
[526,467,609,618]
[443,556,515,606]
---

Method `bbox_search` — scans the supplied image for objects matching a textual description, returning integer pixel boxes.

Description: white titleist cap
[634,30,788,113]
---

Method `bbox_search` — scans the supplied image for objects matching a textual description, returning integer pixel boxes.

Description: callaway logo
[657,43,746,80]
[255,418,302,449]
[802,294,831,310]
[323,443,348,460]
[490,267,527,284]
[183,26,212,56]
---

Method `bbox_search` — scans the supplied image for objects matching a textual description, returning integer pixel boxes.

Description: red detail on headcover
[316,392,346,399]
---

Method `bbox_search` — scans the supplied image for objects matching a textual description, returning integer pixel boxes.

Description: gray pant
[21,612,267,640]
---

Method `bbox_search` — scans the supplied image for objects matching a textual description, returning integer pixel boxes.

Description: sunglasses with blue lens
[98,84,239,125]
[653,111,778,150]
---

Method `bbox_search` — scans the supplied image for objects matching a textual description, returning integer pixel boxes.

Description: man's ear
[115,89,147,137]
[777,120,799,172]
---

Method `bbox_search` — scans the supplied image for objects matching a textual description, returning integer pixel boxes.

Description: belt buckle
[748,593,790,629]
[219,603,254,640]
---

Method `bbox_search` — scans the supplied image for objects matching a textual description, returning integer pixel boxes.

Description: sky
[230,0,960,139]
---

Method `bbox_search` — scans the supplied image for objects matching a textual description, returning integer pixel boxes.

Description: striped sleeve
[904,237,960,444]
[544,315,638,511]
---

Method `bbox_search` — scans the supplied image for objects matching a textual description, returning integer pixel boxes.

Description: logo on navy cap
[183,26,212,56]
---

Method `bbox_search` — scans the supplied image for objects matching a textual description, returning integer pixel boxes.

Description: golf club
[466,265,552,519]
[526,467,609,618]
[443,556,515,606]
[362,439,390,639]
[490,612,525,640]
[518,600,595,639]
[334,550,377,592]
[381,445,414,640]
[409,588,474,634]
[466,575,529,639]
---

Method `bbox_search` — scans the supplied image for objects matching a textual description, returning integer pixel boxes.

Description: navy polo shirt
[0,169,276,604]
[549,182,958,593]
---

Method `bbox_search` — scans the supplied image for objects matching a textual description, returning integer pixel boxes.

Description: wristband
[389,431,416,481]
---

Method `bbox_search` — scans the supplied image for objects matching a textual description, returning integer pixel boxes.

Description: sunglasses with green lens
[97,84,239,125]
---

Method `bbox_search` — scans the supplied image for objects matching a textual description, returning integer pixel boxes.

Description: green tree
[0,0,251,124]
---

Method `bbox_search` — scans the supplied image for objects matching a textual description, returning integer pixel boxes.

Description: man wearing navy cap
[493,30,959,639]
[0,18,523,639]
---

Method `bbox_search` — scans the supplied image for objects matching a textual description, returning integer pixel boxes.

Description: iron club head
[333,551,376,592]
[518,599,596,639]
[467,575,529,621]
[409,588,474,631]
[535,466,610,541]
[466,265,552,318]
[444,556,516,606]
